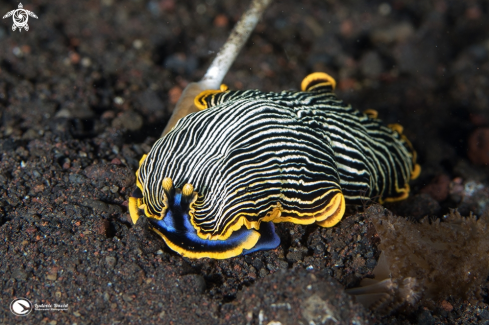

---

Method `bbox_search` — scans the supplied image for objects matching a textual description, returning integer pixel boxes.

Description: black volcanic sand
[1,0,489,324]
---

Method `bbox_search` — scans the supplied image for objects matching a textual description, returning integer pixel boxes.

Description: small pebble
[465,6,481,20]
[440,300,453,312]
[468,127,489,165]
[12,46,22,57]
[480,309,489,320]
[114,97,124,105]
[160,0,175,11]
[378,3,391,15]
[70,52,80,64]
[111,158,122,165]
[340,20,353,37]
[112,111,143,131]
[46,272,58,281]
[196,4,206,14]
[20,45,31,54]
[122,294,133,302]
[214,14,228,27]
[420,174,450,202]
[81,57,91,67]
[105,256,117,268]
[168,86,182,104]
[246,311,253,322]
[101,111,116,119]
[360,51,383,79]
[133,39,143,49]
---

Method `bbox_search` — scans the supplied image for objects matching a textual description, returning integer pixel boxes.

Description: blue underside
[150,193,280,256]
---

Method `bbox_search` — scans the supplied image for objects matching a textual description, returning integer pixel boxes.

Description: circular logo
[10,298,33,316]
[14,10,28,25]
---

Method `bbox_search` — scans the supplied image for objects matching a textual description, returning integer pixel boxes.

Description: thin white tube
[162,0,273,136]
[200,0,273,90]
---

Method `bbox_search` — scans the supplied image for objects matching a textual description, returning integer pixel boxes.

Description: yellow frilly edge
[301,72,337,91]
[363,109,378,119]
[192,190,346,242]
[129,154,147,224]
[129,197,141,224]
[194,84,228,110]
[388,123,404,135]
[398,132,421,181]
[315,192,346,227]
[150,226,261,259]
[411,163,421,180]
[130,153,167,223]
[389,123,421,181]
[379,184,411,204]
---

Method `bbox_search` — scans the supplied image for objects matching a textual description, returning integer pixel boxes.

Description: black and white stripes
[134,74,419,249]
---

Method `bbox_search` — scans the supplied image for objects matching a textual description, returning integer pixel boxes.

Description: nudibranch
[129,72,420,259]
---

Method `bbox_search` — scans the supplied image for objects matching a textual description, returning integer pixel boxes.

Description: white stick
[162,0,273,136]
[200,0,273,89]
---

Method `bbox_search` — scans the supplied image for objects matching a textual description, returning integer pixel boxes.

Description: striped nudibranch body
[129,72,420,259]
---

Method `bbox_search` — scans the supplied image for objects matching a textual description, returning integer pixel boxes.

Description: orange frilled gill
[129,72,420,259]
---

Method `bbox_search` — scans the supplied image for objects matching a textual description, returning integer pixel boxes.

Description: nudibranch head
[129,174,280,259]
[130,72,420,259]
